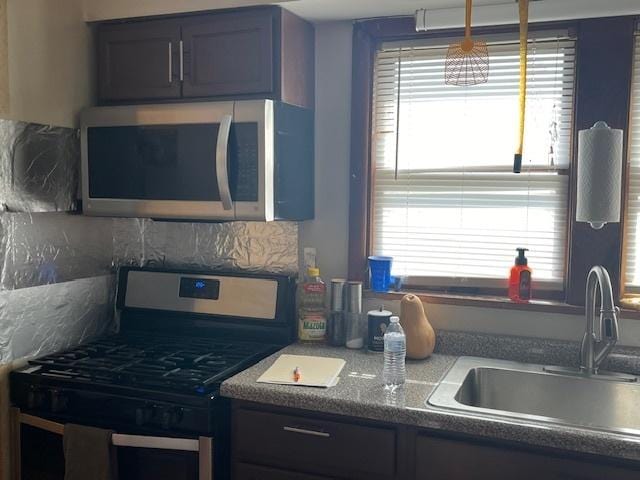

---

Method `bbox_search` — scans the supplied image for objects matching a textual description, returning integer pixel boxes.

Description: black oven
[10,268,297,480]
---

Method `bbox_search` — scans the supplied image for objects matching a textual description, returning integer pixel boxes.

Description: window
[624,31,640,293]
[370,33,576,291]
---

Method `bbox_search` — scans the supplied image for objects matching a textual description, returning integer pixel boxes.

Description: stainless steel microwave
[80,100,314,221]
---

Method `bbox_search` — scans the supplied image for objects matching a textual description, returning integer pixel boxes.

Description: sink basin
[428,357,640,435]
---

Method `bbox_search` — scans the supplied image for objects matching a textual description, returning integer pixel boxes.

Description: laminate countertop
[221,341,640,465]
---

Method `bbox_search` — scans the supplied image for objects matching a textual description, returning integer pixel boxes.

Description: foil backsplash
[0,214,298,290]
[0,213,114,290]
[0,275,115,363]
[112,219,299,274]
[0,119,79,213]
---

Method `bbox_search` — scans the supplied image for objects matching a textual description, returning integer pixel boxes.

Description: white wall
[83,0,640,23]
[6,0,94,127]
[82,0,294,22]
[299,22,352,282]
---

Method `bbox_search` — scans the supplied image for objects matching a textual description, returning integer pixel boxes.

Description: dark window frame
[348,16,638,306]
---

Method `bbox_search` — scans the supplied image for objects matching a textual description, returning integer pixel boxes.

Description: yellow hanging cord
[515,0,529,172]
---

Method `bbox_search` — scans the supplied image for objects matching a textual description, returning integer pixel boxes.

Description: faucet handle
[600,306,620,341]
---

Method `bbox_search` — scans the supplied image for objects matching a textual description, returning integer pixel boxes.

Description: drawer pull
[283,426,330,438]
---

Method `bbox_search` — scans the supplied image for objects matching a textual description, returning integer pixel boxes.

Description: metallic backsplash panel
[0,213,114,290]
[112,219,299,274]
[0,275,115,363]
[0,120,79,213]
[0,214,299,290]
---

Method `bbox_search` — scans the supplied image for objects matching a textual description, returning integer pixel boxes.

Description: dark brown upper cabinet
[98,19,182,101]
[97,6,314,109]
[181,10,274,98]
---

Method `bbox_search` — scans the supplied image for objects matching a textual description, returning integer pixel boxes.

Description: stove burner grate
[29,335,272,394]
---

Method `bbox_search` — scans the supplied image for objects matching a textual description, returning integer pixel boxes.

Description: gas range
[11,333,279,435]
[10,267,296,479]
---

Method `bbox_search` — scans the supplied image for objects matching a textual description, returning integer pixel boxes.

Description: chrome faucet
[580,266,620,374]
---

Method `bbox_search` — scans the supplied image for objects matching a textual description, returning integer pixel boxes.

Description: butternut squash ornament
[400,294,436,359]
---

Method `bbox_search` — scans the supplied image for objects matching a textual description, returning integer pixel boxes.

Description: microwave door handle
[216,114,233,211]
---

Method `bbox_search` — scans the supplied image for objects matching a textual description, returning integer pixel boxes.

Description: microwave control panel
[231,123,259,202]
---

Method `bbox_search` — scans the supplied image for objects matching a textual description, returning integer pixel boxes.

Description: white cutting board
[257,354,345,388]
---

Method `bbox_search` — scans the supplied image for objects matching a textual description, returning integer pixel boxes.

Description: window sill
[366,290,640,320]
[364,290,585,316]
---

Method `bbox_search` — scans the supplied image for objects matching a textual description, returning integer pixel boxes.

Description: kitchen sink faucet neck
[580,266,620,374]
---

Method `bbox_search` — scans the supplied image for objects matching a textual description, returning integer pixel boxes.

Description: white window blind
[371,35,576,290]
[624,32,640,291]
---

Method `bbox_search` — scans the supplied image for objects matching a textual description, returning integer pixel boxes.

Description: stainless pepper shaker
[345,281,365,349]
[327,279,347,346]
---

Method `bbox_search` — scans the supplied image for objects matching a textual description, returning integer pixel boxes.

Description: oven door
[81,101,268,221]
[12,409,213,480]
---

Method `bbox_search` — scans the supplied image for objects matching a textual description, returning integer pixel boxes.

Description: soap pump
[509,248,532,303]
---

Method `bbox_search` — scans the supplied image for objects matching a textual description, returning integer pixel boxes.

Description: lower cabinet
[231,401,640,480]
[414,434,640,480]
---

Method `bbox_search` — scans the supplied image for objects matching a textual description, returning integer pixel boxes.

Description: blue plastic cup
[368,256,393,292]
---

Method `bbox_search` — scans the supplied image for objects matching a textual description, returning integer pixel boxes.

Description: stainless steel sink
[428,356,640,436]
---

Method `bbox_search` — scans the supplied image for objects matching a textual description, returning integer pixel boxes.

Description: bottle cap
[515,248,529,266]
[307,267,320,277]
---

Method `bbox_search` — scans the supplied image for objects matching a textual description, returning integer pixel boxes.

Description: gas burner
[29,334,274,394]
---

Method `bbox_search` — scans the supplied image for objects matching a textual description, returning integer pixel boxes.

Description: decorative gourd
[400,294,436,359]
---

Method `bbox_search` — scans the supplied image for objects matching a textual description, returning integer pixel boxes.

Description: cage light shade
[576,121,623,230]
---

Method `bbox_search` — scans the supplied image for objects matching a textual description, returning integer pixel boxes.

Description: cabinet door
[415,434,640,480]
[181,11,274,98]
[98,20,181,102]
[236,463,330,480]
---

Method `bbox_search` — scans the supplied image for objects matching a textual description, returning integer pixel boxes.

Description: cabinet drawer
[234,409,397,479]
[236,463,331,480]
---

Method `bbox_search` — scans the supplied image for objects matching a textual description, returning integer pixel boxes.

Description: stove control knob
[50,390,68,413]
[161,408,183,430]
[135,406,153,426]
[27,389,45,409]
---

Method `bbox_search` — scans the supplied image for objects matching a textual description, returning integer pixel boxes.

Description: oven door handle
[216,114,233,211]
[111,434,198,451]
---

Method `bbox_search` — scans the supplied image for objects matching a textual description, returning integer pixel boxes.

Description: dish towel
[63,423,118,480]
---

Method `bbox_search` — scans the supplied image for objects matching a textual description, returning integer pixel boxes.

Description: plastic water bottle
[383,316,406,388]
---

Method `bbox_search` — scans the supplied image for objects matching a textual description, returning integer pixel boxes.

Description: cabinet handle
[168,41,173,84]
[179,40,184,81]
[283,426,331,438]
